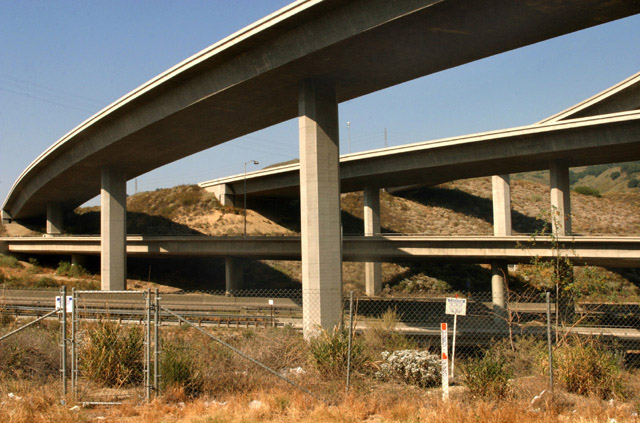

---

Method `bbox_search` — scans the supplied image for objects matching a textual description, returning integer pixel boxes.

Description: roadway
[3,235,640,267]
[199,109,640,198]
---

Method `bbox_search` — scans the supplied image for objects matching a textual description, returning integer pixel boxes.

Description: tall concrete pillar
[491,262,507,323]
[225,257,244,295]
[46,202,63,235]
[101,167,127,291]
[299,79,342,337]
[550,160,571,235]
[71,254,87,269]
[491,175,512,236]
[364,186,382,296]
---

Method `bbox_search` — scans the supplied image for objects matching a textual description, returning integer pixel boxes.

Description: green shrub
[81,321,144,387]
[552,337,625,399]
[462,349,513,399]
[161,338,201,395]
[0,254,20,268]
[308,329,366,378]
[610,171,621,180]
[628,179,639,188]
[573,186,601,198]
[55,261,87,277]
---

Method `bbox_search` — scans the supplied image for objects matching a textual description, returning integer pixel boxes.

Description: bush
[55,261,87,277]
[552,337,625,399]
[80,321,144,387]
[573,186,601,198]
[0,254,20,268]
[375,349,440,387]
[161,338,201,395]
[462,349,513,399]
[628,179,639,188]
[0,327,60,380]
[610,171,621,180]
[308,329,366,378]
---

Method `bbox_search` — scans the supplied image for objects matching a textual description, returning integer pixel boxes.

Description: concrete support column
[46,202,63,236]
[364,186,382,296]
[213,184,234,207]
[491,175,512,236]
[491,262,507,322]
[298,79,342,337]
[550,160,571,235]
[71,254,87,269]
[101,167,127,291]
[225,257,244,295]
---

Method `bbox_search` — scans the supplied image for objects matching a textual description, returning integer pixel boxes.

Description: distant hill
[514,160,640,195]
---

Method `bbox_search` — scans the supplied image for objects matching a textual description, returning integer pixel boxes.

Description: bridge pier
[492,175,512,236]
[225,257,244,295]
[550,160,571,235]
[212,183,234,207]
[364,186,382,296]
[491,262,508,322]
[299,79,342,337]
[46,202,63,236]
[101,167,127,291]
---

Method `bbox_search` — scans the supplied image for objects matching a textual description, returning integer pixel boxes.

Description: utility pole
[243,160,259,237]
[347,121,351,153]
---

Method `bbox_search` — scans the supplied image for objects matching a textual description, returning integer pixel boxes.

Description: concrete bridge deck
[3,235,639,267]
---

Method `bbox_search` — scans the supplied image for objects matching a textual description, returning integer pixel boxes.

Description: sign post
[445,297,467,378]
[440,322,449,401]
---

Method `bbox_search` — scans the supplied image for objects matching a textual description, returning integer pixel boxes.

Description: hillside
[514,160,640,195]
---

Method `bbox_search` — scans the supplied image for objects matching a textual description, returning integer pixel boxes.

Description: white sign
[445,297,467,316]
[268,299,274,306]
[440,322,449,401]
[55,296,73,313]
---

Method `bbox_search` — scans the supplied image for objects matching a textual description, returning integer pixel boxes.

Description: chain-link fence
[0,285,639,406]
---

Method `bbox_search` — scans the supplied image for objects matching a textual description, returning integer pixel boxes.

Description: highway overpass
[3,0,640,334]
[3,235,640,268]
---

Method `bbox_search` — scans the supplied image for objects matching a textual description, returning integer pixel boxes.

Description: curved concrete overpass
[3,0,640,220]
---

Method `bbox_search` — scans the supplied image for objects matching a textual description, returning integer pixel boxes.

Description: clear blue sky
[1,1,639,207]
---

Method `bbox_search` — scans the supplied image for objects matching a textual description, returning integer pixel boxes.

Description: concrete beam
[299,79,342,336]
[225,257,244,295]
[46,202,63,235]
[101,167,127,291]
[364,186,382,296]
[550,160,572,236]
[492,175,512,236]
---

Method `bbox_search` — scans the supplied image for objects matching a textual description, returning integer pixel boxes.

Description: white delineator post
[364,186,382,296]
[441,322,449,401]
[101,167,127,291]
[298,79,342,337]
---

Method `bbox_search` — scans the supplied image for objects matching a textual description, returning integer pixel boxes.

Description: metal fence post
[546,292,554,392]
[346,291,354,395]
[61,285,67,402]
[154,288,159,397]
[71,287,76,401]
[145,289,152,402]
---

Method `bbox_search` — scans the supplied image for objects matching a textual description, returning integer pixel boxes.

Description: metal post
[154,289,159,397]
[346,291,354,395]
[61,285,67,401]
[546,292,554,391]
[145,289,152,401]
[347,121,351,153]
[451,314,457,378]
[71,288,76,401]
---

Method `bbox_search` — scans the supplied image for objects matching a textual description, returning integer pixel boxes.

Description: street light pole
[244,160,259,237]
[347,121,351,153]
